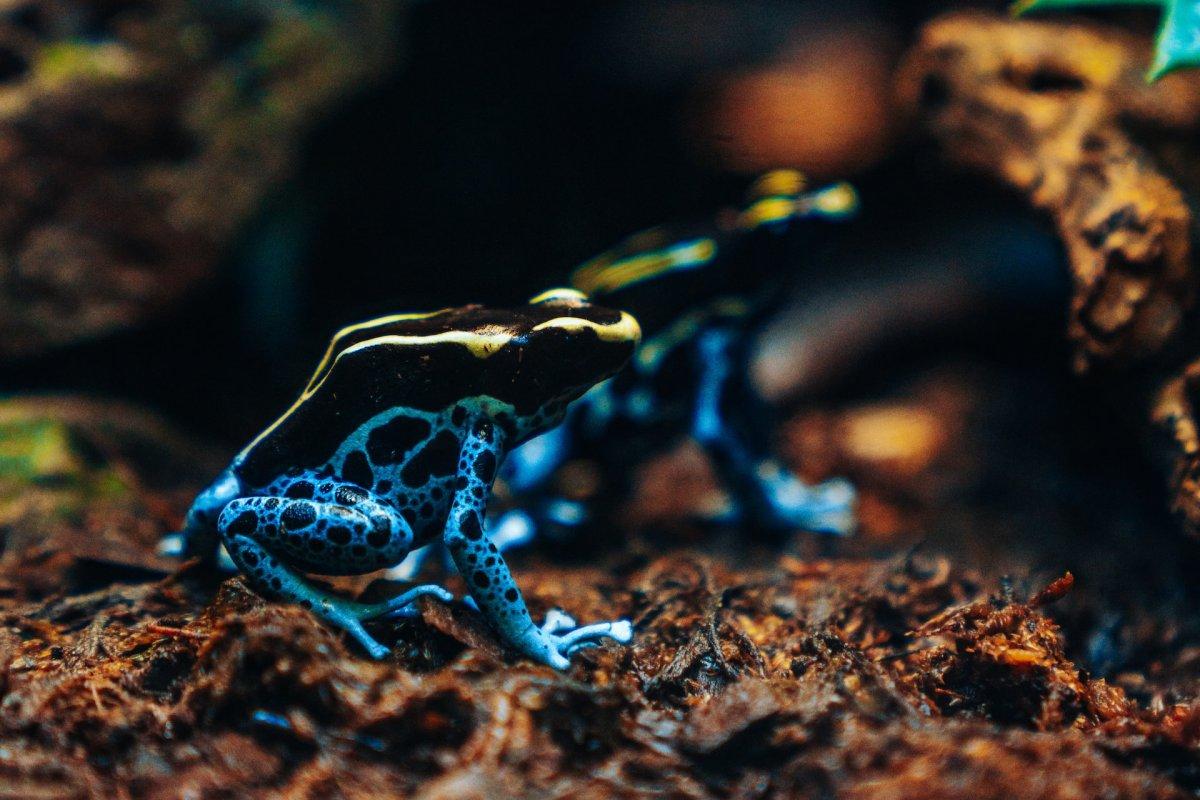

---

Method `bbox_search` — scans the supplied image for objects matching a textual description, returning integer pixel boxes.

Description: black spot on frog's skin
[367,528,390,548]
[367,415,431,464]
[285,482,314,499]
[473,571,490,588]
[461,513,483,541]
[504,588,518,602]
[401,430,461,487]
[430,486,444,500]
[229,511,258,535]
[474,451,496,481]
[281,503,316,531]
[320,482,333,493]
[376,479,393,494]
[265,498,280,510]
[309,539,326,552]
[451,405,467,426]
[242,549,259,567]
[328,526,352,546]
[351,545,367,558]
[342,450,374,489]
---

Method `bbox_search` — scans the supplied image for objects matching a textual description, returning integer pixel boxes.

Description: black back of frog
[233,300,639,489]
[571,171,858,335]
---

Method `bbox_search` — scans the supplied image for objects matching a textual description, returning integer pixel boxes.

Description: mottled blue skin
[178,297,637,669]
[504,176,857,543]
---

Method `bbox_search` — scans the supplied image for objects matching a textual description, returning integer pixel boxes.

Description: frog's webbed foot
[218,487,444,660]
[444,419,634,670]
[167,469,242,566]
[224,531,451,659]
[758,469,856,535]
[524,611,633,669]
[158,533,237,571]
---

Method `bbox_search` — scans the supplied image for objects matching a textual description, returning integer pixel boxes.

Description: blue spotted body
[175,293,640,669]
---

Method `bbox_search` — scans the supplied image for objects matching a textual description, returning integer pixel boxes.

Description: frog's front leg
[444,419,632,670]
[217,481,450,659]
[692,328,855,534]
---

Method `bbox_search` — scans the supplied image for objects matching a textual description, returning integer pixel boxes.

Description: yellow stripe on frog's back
[572,237,717,295]
[305,309,451,392]
[532,310,641,345]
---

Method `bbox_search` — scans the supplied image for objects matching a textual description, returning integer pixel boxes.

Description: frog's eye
[529,287,590,306]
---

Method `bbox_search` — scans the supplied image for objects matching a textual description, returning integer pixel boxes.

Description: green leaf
[1149,0,1200,79]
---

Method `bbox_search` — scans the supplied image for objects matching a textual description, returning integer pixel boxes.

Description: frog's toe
[345,623,392,660]
[540,608,577,635]
[547,618,633,662]
[769,475,857,534]
[157,533,186,558]
[371,584,454,620]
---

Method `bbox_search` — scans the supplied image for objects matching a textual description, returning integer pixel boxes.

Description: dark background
[3,0,1090,446]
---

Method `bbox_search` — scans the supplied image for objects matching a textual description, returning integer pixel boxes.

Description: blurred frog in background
[395,170,859,578]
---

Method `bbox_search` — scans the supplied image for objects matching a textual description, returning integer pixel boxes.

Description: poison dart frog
[483,171,861,553]
[172,291,640,669]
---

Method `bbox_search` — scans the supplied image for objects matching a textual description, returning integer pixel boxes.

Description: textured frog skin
[176,293,639,669]
[502,172,859,544]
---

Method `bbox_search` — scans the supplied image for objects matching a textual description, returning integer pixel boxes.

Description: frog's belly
[320,406,457,543]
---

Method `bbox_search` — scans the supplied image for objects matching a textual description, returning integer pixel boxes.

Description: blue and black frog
[487,171,861,552]
[173,291,640,669]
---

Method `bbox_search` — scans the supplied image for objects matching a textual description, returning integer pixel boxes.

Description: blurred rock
[897,12,1200,371]
[693,17,898,177]
[0,0,401,359]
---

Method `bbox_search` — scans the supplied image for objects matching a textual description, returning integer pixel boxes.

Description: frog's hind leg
[691,327,855,535]
[387,507,535,581]
[443,419,633,670]
[217,492,450,660]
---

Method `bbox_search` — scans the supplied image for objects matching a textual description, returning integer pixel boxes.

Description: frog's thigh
[219,530,393,659]
[218,490,412,573]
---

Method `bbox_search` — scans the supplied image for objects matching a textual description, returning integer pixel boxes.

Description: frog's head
[497,288,641,434]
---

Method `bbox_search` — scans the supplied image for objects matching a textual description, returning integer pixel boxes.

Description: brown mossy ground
[3,361,1200,799]
[5,11,1200,799]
